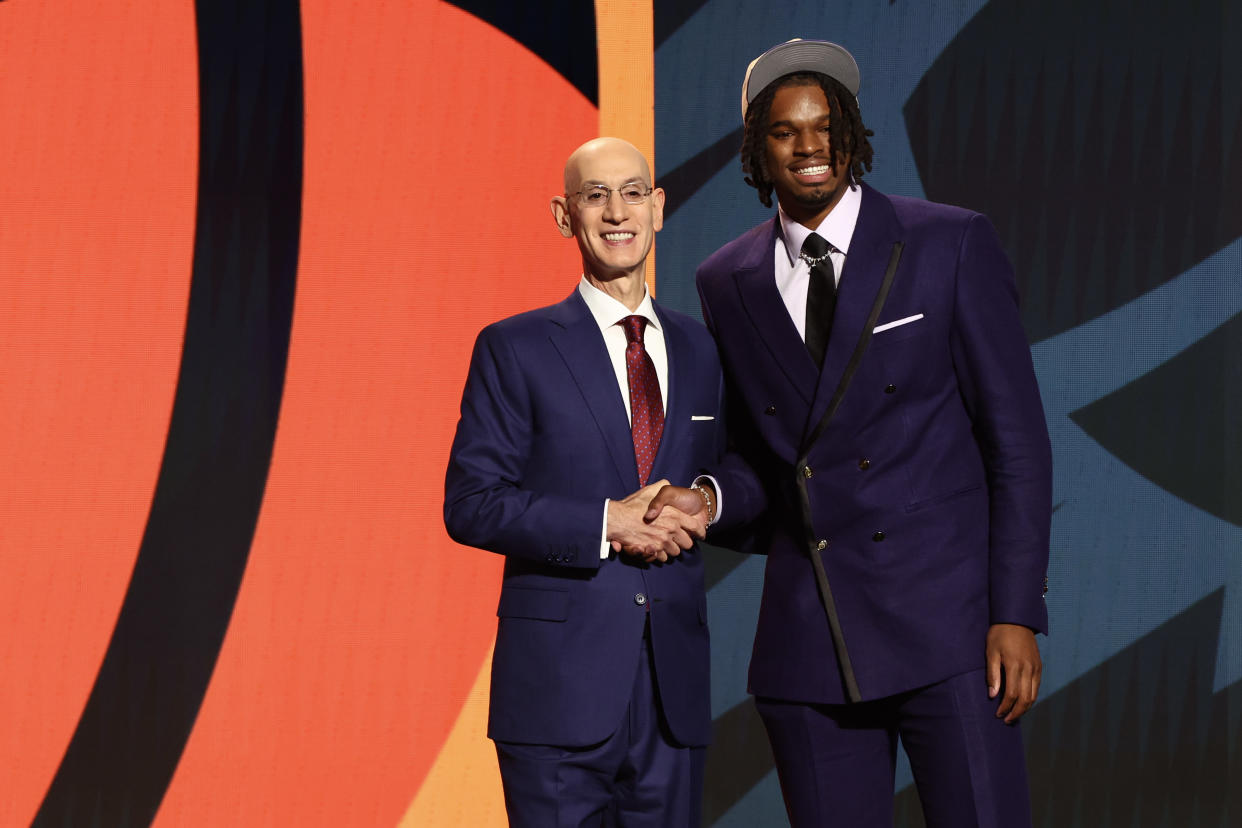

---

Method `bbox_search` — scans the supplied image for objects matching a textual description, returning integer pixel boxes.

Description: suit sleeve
[444,324,604,570]
[949,214,1053,633]
[696,269,775,553]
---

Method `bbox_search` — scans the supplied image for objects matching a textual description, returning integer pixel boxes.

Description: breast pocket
[870,313,927,345]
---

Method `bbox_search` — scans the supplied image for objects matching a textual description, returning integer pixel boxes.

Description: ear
[550,196,574,238]
[650,187,666,233]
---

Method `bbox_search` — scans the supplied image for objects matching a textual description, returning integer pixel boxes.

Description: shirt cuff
[693,475,722,525]
[599,499,611,559]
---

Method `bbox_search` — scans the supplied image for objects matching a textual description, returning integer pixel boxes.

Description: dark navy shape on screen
[896,590,1239,827]
[660,126,744,220]
[903,0,1242,344]
[1070,311,1242,530]
[702,697,776,824]
[32,2,304,825]
[446,1,598,105]
[654,0,714,48]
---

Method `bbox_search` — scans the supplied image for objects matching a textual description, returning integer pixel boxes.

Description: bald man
[445,138,724,827]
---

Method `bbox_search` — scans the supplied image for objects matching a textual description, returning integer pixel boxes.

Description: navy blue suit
[444,289,723,822]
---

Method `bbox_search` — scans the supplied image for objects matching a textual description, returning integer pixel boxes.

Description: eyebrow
[580,178,648,187]
[768,117,831,129]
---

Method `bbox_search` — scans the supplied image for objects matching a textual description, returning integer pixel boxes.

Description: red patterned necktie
[622,315,664,486]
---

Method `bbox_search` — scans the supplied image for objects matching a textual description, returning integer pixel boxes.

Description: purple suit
[700,182,1051,706]
[444,290,723,750]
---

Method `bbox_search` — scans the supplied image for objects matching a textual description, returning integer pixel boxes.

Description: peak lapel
[548,292,638,490]
[648,304,687,485]
[733,219,818,403]
[804,185,903,442]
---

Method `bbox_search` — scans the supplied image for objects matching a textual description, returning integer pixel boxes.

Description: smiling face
[764,83,853,228]
[550,138,665,286]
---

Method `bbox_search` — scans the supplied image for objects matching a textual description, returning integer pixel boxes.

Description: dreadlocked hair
[740,71,875,208]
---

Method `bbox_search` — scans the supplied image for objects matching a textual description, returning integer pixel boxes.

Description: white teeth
[795,164,831,175]
[603,233,634,241]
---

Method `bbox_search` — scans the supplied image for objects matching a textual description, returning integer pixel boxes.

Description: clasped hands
[606,481,708,563]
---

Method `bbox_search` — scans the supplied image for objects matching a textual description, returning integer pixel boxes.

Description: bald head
[563,137,652,194]
[550,137,665,304]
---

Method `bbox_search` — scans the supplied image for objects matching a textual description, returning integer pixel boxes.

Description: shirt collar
[577,276,661,333]
[777,181,863,266]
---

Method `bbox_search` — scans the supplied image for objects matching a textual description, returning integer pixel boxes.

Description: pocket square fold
[691,415,715,421]
[874,313,924,334]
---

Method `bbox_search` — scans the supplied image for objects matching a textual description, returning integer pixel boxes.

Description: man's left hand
[986,623,1042,724]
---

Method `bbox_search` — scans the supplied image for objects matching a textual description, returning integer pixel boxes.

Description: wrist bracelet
[691,483,715,522]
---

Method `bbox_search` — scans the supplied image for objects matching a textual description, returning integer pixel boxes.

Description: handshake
[606,481,712,564]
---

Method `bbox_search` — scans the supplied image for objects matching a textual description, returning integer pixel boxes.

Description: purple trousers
[756,668,1032,828]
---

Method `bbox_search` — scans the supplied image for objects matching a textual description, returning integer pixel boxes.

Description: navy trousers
[756,668,1032,828]
[495,634,705,828]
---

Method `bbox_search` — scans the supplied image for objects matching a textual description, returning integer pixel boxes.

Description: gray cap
[741,39,860,119]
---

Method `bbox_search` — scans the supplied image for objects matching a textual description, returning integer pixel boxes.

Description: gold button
[858,458,871,470]
[815,539,828,551]
[802,466,813,479]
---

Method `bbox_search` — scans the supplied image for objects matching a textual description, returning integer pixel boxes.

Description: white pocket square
[874,313,924,334]
[691,415,715,421]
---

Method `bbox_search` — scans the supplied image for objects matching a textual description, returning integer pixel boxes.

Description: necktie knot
[621,315,648,345]
[801,232,831,264]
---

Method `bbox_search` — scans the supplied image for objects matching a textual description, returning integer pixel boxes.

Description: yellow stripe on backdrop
[596,0,658,296]
[399,645,504,826]
[399,3,655,825]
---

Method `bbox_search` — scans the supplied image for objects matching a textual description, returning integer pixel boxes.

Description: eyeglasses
[570,183,654,207]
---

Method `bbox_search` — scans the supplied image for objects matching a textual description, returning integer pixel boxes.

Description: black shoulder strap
[795,240,904,703]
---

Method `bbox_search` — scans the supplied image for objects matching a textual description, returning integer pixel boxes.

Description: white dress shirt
[577,277,668,557]
[774,181,862,340]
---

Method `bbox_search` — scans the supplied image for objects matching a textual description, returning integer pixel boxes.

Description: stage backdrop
[1,1,1237,826]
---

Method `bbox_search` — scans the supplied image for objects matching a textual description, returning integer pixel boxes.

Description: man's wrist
[690,482,716,524]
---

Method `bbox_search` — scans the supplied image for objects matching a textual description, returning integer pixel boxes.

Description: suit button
[634,593,648,606]
[765,405,777,415]
[858,458,871,470]
[802,466,813,479]
[814,539,828,551]
[872,531,886,542]
[884,384,896,394]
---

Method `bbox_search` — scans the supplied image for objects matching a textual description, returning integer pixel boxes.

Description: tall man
[650,40,1052,827]
[444,137,723,827]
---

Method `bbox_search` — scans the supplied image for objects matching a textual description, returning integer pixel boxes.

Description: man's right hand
[644,483,712,524]
[607,480,706,563]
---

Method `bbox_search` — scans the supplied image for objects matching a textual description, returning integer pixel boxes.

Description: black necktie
[802,232,836,368]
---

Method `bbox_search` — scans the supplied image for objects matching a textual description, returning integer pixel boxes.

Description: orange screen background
[0,1,654,825]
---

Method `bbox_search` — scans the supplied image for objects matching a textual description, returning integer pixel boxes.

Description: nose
[795,128,819,156]
[601,188,628,221]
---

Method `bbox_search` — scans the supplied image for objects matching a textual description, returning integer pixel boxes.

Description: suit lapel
[733,218,818,403]
[548,291,638,489]
[805,185,903,441]
[649,304,686,484]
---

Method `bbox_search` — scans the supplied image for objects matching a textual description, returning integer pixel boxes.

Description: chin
[793,187,836,207]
